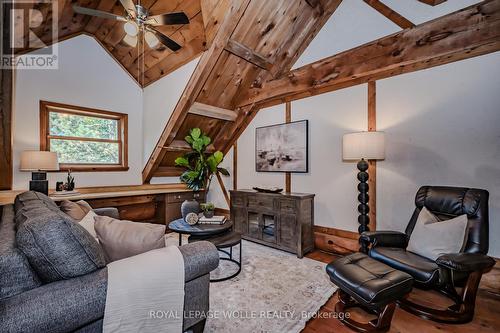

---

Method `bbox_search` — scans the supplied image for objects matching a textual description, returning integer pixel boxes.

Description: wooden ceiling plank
[153,166,183,177]
[363,0,415,29]
[188,102,238,121]
[224,39,274,70]
[201,0,232,47]
[238,0,500,110]
[142,0,252,182]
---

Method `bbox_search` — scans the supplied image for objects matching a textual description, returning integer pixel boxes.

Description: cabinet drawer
[248,196,275,210]
[167,192,202,203]
[280,199,296,213]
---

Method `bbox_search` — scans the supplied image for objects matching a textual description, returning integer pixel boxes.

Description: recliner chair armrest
[436,253,495,273]
[360,231,408,249]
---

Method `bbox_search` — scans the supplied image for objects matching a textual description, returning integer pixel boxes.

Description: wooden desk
[0,184,205,225]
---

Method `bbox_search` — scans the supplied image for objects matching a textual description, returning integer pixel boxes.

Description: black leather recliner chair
[360,186,495,323]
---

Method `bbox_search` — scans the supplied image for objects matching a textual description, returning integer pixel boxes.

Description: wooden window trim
[40,101,129,172]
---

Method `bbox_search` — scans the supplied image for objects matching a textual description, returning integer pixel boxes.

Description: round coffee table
[168,218,233,246]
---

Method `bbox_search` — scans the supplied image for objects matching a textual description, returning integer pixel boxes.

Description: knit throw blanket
[103,246,185,333]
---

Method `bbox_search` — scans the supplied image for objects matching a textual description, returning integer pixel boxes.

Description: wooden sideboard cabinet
[229,189,315,258]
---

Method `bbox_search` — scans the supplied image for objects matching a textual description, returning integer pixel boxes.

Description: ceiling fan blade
[145,12,189,26]
[118,0,136,17]
[73,5,127,21]
[149,28,182,51]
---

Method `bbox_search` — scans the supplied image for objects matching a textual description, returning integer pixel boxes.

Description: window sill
[55,165,130,172]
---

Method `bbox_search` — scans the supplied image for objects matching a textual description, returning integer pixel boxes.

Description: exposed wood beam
[224,39,274,71]
[216,172,231,206]
[153,166,183,177]
[238,0,500,109]
[188,102,238,121]
[142,0,252,183]
[305,0,321,8]
[363,0,415,29]
[0,68,13,190]
[367,81,377,232]
[233,142,238,190]
[159,139,216,153]
[285,102,292,193]
[418,0,447,5]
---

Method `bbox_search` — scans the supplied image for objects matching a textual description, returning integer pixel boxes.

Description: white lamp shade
[20,151,59,171]
[123,34,138,47]
[343,131,385,160]
[124,21,139,37]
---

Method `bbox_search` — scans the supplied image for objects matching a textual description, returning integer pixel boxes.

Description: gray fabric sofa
[0,191,219,333]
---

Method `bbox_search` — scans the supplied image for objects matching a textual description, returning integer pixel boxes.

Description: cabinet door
[247,211,262,240]
[165,202,182,224]
[232,206,248,234]
[279,214,297,250]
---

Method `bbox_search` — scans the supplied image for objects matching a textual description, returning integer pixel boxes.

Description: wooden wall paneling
[363,0,415,29]
[142,0,253,182]
[0,68,13,190]
[201,0,233,47]
[239,0,500,109]
[285,102,291,193]
[233,142,238,190]
[367,81,377,231]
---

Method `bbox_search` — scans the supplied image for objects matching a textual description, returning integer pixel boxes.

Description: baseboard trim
[313,226,359,255]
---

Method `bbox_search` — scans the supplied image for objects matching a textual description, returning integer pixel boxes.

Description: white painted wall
[377,53,500,257]
[13,35,143,189]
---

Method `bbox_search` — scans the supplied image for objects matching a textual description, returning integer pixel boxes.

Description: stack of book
[198,215,227,225]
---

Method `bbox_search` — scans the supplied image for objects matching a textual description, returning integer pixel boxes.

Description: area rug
[206,240,336,333]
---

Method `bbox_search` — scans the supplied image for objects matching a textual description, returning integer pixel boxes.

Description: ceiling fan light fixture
[124,20,139,36]
[123,34,138,47]
[145,31,159,48]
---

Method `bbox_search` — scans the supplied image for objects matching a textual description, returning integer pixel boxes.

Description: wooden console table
[230,189,314,258]
[0,184,205,225]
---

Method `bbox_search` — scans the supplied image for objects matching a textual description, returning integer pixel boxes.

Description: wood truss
[143,0,500,183]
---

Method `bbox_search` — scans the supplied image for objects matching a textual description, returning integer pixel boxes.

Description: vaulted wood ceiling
[14,0,228,87]
[142,0,500,183]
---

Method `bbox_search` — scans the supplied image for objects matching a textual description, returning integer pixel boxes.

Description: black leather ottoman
[326,252,413,332]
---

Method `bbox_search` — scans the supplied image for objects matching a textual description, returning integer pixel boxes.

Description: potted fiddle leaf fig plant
[175,128,230,219]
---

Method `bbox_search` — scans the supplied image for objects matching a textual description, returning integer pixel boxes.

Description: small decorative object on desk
[181,199,200,220]
[56,181,64,191]
[65,170,75,191]
[50,190,81,197]
[201,202,215,218]
[198,215,226,225]
[185,212,199,226]
[252,186,283,194]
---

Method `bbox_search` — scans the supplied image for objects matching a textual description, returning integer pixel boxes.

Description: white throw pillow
[407,207,468,261]
[79,210,98,239]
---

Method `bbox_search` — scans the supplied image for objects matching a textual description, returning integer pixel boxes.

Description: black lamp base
[356,159,370,252]
[29,172,48,195]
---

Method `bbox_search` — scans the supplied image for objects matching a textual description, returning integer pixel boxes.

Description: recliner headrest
[415,186,488,217]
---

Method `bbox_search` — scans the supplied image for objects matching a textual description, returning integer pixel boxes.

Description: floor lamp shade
[20,151,59,195]
[342,132,385,251]
[343,131,385,160]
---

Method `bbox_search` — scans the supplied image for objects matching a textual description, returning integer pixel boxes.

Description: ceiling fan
[73,0,189,51]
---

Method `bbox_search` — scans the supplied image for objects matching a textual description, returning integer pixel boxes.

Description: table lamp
[20,151,59,195]
[343,131,385,239]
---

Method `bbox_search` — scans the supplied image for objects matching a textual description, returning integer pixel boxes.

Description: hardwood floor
[303,250,500,333]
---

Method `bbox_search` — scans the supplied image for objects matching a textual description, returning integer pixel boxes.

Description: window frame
[40,101,129,172]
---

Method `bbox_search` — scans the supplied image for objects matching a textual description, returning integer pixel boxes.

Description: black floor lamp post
[343,131,385,252]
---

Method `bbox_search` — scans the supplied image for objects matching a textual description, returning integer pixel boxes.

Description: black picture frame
[255,119,309,173]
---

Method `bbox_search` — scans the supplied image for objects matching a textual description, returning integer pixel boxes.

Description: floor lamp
[343,132,385,251]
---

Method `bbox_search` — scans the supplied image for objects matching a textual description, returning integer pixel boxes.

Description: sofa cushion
[15,191,60,213]
[16,201,106,283]
[60,200,93,221]
[0,205,42,300]
[94,216,166,262]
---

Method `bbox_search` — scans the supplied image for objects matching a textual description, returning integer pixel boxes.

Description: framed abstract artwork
[255,120,308,173]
